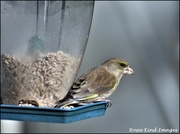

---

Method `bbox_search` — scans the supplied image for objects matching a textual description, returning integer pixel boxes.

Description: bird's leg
[18,99,39,107]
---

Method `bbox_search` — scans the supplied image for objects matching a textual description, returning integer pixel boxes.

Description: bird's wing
[68,66,117,101]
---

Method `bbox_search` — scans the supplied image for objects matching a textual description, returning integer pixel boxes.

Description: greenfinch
[54,58,134,109]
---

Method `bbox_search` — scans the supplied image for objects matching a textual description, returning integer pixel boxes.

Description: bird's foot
[105,99,113,107]
[94,98,113,108]
[18,99,39,107]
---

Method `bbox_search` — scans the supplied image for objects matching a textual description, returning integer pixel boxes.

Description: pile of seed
[1,51,81,107]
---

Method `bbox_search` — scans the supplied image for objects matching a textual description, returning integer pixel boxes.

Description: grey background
[1,1,179,133]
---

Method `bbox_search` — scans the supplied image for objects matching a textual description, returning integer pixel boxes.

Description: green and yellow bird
[54,58,134,109]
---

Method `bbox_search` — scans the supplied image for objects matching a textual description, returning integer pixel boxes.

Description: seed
[1,51,81,107]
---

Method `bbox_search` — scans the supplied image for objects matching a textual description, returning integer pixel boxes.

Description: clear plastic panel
[1,1,94,107]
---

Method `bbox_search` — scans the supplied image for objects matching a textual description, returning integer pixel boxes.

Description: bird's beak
[124,66,134,75]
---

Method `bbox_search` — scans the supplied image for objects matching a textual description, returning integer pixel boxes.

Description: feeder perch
[0,102,108,123]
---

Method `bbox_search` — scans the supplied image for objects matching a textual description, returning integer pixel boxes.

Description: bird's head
[104,58,134,76]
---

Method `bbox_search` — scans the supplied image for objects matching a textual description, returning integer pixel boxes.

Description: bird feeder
[0,1,108,123]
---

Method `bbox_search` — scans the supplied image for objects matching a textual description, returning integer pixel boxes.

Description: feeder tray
[0,102,108,123]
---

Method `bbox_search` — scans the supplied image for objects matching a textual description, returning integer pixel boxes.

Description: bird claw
[94,99,113,108]
[105,99,113,107]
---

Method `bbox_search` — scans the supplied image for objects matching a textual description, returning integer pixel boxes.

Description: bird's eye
[120,63,127,67]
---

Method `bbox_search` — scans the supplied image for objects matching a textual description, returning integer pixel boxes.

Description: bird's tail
[54,94,100,108]
[54,99,79,108]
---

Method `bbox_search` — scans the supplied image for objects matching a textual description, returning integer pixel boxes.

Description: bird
[54,58,134,109]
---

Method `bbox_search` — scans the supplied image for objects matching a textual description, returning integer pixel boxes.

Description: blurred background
[1,1,179,133]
